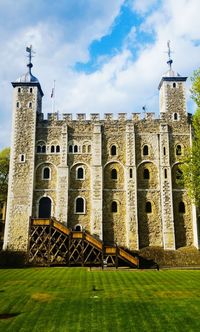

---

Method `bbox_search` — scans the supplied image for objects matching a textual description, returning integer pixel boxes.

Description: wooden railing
[118,248,138,266]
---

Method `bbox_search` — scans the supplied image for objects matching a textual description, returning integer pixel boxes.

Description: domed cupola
[12,45,43,96]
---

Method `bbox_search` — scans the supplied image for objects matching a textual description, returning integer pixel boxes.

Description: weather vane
[26,45,35,73]
[166,40,173,70]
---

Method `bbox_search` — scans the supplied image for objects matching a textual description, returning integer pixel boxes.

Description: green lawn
[0,268,200,332]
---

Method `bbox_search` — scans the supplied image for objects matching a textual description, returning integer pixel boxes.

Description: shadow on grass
[0,313,21,320]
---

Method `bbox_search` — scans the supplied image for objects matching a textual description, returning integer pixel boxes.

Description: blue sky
[0,0,200,149]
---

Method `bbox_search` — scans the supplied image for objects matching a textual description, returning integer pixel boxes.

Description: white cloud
[1,0,200,150]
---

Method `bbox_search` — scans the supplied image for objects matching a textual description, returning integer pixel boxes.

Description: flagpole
[51,80,56,113]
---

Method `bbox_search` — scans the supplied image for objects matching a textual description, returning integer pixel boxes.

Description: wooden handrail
[118,248,138,266]
[85,233,102,250]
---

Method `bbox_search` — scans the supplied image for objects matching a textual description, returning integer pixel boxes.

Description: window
[130,168,133,178]
[163,147,166,155]
[111,145,117,156]
[19,154,25,162]
[88,145,91,153]
[43,167,50,180]
[179,201,185,213]
[30,87,33,93]
[173,83,176,88]
[37,145,41,153]
[143,168,150,179]
[75,197,85,213]
[176,145,182,156]
[77,167,84,180]
[56,145,60,153]
[16,102,20,108]
[28,102,32,108]
[69,145,73,153]
[74,145,78,153]
[145,201,152,213]
[111,201,118,213]
[173,113,178,121]
[111,169,117,180]
[164,169,167,179]
[176,168,183,180]
[143,145,149,156]
[42,145,46,153]
[51,145,55,153]
[18,88,21,93]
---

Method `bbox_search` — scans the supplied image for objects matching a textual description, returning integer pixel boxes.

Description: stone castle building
[3,48,200,253]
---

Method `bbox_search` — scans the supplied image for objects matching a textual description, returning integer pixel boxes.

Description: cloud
[1,0,200,151]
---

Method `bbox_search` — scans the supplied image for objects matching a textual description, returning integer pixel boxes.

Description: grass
[0,268,200,332]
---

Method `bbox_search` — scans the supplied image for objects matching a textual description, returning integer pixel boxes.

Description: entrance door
[38,197,51,218]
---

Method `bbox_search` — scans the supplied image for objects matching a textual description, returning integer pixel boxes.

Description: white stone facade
[3,61,200,252]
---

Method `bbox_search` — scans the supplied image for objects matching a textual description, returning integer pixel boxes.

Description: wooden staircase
[28,218,139,268]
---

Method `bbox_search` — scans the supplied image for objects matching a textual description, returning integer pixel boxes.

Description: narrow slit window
[143,145,149,156]
[163,147,166,155]
[145,201,152,213]
[43,167,50,180]
[111,145,117,156]
[111,169,117,180]
[176,145,182,156]
[111,201,118,213]
[179,201,185,213]
[164,169,167,179]
[130,168,133,178]
[143,168,150,179]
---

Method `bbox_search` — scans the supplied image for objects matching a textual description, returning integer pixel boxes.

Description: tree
[0,147,10,202]
[180,69,200,207]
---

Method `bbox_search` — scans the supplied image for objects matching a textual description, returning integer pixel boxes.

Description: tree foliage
[180,69,200,207]
[0,147,10,201]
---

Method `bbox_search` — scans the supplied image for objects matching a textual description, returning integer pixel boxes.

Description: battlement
[37,112,157,122]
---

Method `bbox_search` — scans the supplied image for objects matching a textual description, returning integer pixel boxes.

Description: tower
[3,46,44,251]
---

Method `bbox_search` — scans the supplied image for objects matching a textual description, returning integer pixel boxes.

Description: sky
[1,0,200,149]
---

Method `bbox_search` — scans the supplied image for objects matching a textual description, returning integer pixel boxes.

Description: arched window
[42,145,46,153]
[56,145,60,153]
[176,168,183,180]
[176,145,182,156]
[111,169,117,180]
[19,154,25,162]
[74,145,78,153]
[174,113,178,121]
[179,202,185,213]
[69,145,73,153]
[111,145,117,156]
[38,197,51,218]
[143,145,149,156]
[77,167,84,179]
[143,168,150,179]
[130,168,133,178]
[111,201,118,213]
[51,145,55,153]
[30,87,33,93]
[75,197,85,213]
[37,145,41,153]
[43,167,50,180]
[145,201,152,213]
[74,224,82,231]
[88,145,91,153]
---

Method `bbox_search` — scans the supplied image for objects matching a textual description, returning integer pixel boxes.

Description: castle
[3,47,200,255]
